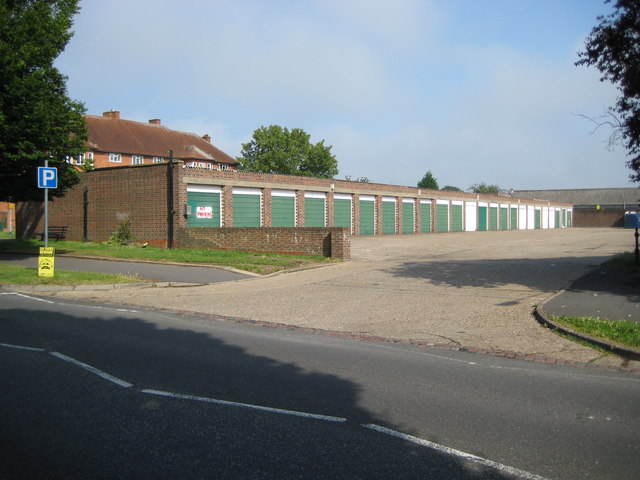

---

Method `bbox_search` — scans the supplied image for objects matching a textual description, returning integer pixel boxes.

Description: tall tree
[417,170,439,189]
[0,0,87,202]
[238,125,338,178]
[469,182,500,194]
[576,0,640,182]
[441,185,463,192]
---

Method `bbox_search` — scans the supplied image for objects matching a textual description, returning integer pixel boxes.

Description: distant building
[66,110,239,171]
[0,202,15,233]
[513,188,639,227]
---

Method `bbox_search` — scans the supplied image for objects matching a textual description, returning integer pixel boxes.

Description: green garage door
[382,197,396,234]
[535,208,542,229]
[304,192,325,227]
[271,190,295,227]
[567,210,572,227]
[489,204,498,231]
[478,204,488,231]
[436,201,449,232]
[233,188,262,227]
[359,196,375,235]
[187,187,221,227]
[333,194,352,231]
[510,207,518,230]
[554,209,561,228]
[402,200,414,234]
[451,202,463,232]
[420,201,432,233]
[499,206,509,230]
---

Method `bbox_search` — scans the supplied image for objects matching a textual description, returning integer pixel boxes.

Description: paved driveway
[46,228,636,370]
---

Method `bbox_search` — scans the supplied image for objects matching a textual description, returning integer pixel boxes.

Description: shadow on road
[0,305,523,479]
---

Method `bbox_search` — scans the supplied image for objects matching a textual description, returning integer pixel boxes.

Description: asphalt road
[0,252,250,284]
[1,290,638,479]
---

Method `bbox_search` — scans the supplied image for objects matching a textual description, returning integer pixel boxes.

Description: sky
[56,0,638,191]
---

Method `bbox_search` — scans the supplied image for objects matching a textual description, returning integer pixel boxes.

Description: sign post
[37,161,58,276]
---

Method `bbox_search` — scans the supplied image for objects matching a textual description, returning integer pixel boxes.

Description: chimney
[149,119,161,125]
[103,110,120,119]
[202,134,211,143]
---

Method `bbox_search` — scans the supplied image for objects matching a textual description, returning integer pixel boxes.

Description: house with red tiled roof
[68,110,239,171]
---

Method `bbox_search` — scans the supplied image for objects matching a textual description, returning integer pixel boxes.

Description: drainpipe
[83,187,89,241]
[167,150,175,249]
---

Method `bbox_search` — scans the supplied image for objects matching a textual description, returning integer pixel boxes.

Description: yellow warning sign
[38,247,55,277]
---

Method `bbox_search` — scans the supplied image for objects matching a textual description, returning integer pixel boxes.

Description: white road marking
[141,388,347,423]
[49,351,134,388]
[1,292,55,304]
[363,424,551,480]
[0,342,45,352]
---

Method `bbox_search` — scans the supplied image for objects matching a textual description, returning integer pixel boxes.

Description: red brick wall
[176,227,350,260]
[17,164,175,247]
[573,208,625,227]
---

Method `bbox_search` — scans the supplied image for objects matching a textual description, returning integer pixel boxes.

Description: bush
[105,219,137,245]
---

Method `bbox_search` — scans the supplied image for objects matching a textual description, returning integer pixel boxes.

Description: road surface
[1,289,638,479]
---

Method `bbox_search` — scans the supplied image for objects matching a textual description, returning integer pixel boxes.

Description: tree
[441,185,463,192]
[344,175,370,183]
[469,182,500,194]
[576,0,640,182]
[238,125,338,178]
[417,170,439,189]
[0,0,88,202]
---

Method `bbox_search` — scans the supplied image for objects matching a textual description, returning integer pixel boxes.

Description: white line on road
[1,292,55,303]
[363,424,551,480]
[0,342,46,352]
[49,351,134,388]
[141,388,348,423]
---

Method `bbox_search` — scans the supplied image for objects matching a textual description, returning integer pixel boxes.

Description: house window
[219,163,229,171]
[132,155,144,165]
[152,156,165,164]
[109,153,122,163]
[76,153,85,166]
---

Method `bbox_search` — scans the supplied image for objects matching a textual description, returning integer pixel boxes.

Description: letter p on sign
[38,167,58,189]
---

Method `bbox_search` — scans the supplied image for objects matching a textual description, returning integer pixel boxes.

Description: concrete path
[45,228,638,371]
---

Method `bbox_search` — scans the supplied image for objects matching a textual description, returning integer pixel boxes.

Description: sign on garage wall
[187,185,221,227]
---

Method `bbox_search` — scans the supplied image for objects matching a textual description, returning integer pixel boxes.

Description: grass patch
[605,251,640,274]
[550,315,640,350]
[0,239,335,274]
[0,263,143,286]
[0,231,16,239]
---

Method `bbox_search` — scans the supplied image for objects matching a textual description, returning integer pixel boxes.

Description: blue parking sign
[38,167,58,188]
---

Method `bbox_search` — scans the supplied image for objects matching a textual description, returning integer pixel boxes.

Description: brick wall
[176,227,350,260]
[17,164,175,247]
[573,208,626,227]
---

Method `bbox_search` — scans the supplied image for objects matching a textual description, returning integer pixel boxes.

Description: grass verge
[605,251,640,274]
[550,315,640,350]
[0,239,335,274]
[0,263,143,286]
